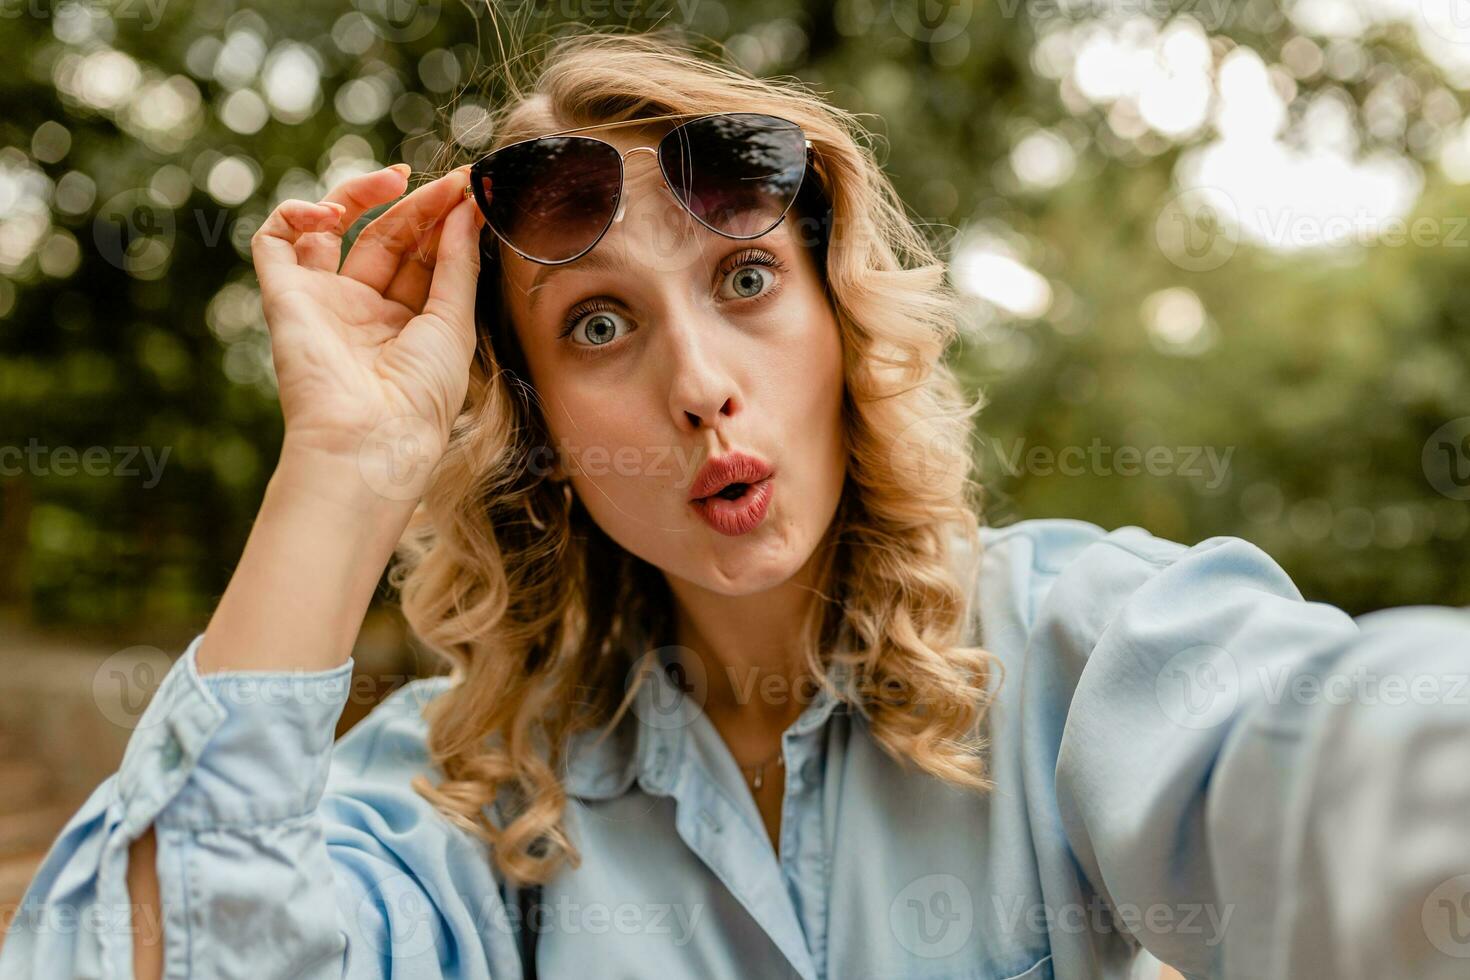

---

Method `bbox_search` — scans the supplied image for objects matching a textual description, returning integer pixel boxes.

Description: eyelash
[557,248,787,352]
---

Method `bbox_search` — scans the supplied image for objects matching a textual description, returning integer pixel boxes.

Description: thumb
[419,195,484,352]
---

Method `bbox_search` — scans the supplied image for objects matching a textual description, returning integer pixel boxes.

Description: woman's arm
[122,442,418,978]
[2,630,513,979]
[1023,524,1470,978]
[194,443,420,674]
[2,163,489,979]
[198,157,484,677]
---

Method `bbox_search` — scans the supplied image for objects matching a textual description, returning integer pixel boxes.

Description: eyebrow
[528,249,627,316]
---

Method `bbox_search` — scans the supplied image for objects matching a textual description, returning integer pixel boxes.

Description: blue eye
[560,302,629,348]
[556,248,786,357]
[717,249,784,301]
[724,266,770,298]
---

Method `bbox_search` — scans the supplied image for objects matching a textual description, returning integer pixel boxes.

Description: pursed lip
[687,451,775,502]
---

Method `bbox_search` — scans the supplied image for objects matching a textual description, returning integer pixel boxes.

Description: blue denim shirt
[6,517,1470,979]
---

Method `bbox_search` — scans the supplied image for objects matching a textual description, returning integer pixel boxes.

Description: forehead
[499,120,802,308]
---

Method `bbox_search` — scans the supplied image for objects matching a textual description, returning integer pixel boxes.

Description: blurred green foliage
[0,0,1467,628]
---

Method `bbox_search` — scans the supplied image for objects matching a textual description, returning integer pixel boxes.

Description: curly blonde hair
[390,25,994,887]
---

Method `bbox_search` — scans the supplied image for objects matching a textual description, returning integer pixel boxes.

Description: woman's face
[500,125,848,596]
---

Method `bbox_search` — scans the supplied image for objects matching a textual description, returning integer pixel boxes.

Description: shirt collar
[560,628,856,802]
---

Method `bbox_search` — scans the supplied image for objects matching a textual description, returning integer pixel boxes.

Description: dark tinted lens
[477,136,621,263]
[658,114,807,238]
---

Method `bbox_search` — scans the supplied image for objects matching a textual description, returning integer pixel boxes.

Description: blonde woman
[4,29,1467,980]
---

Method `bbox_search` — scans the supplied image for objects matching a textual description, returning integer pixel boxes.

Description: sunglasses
[465,112,814,265]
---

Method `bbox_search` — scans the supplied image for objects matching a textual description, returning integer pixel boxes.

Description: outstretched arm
[1029,526,1470,978]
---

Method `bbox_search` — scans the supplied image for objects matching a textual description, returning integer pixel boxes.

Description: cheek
[788,305,847,485]
[775,299,843,418]
[545,386,681,502]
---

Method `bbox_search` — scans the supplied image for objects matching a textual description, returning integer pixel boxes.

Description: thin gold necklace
[740,747,785,790]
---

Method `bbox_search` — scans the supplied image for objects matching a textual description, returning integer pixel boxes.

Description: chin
[696,525,821,592]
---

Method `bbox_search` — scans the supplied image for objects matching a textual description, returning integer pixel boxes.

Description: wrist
[274,427,442,519]
[265,449,421,562]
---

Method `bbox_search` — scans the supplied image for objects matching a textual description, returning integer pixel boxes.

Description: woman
[3,28,1468,980]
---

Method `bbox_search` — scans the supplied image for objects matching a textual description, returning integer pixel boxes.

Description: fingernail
[388,163,411,178]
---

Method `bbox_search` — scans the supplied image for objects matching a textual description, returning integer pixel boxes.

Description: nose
[680,394,736,433]
[665,315,740,435]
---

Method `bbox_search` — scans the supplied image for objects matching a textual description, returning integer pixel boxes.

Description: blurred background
[1,0,1468,964]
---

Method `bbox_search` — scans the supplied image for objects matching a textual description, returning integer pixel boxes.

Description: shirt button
[159,734,182,770]
[800,758,819,785]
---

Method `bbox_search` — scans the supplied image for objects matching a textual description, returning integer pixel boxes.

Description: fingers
[406,195,484,357]
[382,215,447,311]
[251,165,411,287]
[340,167,474,294]
[283,200,351,271]
[250,200,347,287]
[319,164,412,233]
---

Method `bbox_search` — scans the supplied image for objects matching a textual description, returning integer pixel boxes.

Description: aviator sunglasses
[462,112,815,265]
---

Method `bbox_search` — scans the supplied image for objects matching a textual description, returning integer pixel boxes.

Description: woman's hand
[250,164,485,480]
[185,165,488,680]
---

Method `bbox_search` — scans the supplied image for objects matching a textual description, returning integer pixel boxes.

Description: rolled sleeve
[99,632,356,977]
[122,633,357,829]
[0,632,520,980]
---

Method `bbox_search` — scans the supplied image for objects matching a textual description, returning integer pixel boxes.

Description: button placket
[774,723,834,979]
[667,731,818,980]
[778,731,814,868]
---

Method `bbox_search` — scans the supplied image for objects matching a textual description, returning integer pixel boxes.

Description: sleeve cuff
[115,632,356,830]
